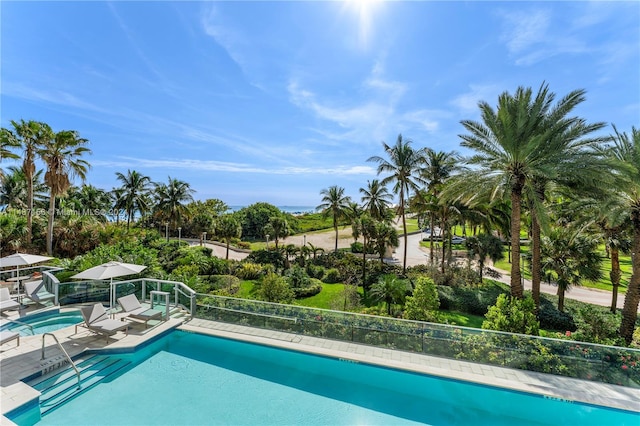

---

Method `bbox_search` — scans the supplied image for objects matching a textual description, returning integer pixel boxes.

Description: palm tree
[540,227,602,312]
[154,177,195,231]
[38,129,91,255]
[215,215,241,260]
[372,221,399,263]
[368,134,427,272]
[360,179,393,222]
[607,126,640,344]
[369,274,410,315]
[0,211,27,255]
[115,170,152,229]
[457,83,603,299]
[465,233,505,283]
[264,216,290,249]
[65,184,113,222]
[2,120,53,244]
[421,150,459,263]
[317,185,351,252]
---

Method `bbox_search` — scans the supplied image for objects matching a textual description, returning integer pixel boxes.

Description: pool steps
[26,354,132,415]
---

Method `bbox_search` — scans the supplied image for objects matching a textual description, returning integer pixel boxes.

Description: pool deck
[1,315,639,424]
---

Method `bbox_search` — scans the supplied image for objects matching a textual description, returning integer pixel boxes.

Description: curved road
[191,231,627,310]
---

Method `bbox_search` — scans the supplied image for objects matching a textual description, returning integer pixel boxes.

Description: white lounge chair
[0,330,19,347]
[117,294,162,329]
[23,280,55,307]
[0,288,20,314]
[76,303,129,343]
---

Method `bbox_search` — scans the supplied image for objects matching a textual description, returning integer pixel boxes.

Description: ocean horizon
[228,205,318,215]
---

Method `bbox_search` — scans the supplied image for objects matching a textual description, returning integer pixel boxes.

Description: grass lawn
[494,246,632,293]
[295,283,362,310]
[438,311,485,328]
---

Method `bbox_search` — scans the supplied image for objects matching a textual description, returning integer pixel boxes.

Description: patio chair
[0,330,19,347]
[23,280,55,307]
[117,294,162,329]
[0,288,20,314]
[76,303,129,343]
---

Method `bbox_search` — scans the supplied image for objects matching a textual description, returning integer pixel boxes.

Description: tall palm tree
[317,185,351,252]
[540,226,602,312]
[457,83,603,299]
[65,184,113,222]
[154,177,195,231]
[115,170,152,229]
[0,128,20,165]
[264,216,290,249]
[215,214,241,260]
[607,125,640,344]
[360,179,393,222]
[38,129,91,255]
[2,120,53,244]
[421,150,459,263]
[368,134,428,272]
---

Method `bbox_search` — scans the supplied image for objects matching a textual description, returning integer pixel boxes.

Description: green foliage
[369,274,410,315]
[246,249,286,270]
[571,305,623,345]
[234,202,283,239]
[306,264,325,279]
[256,273,294,303]
[292,278,323,298]
[285,265,310,288]
[465,233,505,282]
[292,213,337,233]
[350,241,375,254]
[322,268,341,283]
[482,294,540,336]
[437,281,508,315]
[538,297,576,331]
[235,262,264,280]
[404,276,440,321]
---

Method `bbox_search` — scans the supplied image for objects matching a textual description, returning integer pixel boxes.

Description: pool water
[16,331,640,425]
[1,311,82,336]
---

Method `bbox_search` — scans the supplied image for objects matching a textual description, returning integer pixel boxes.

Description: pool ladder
[41,333,81,390]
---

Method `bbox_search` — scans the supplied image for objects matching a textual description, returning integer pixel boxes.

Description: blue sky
[2,1,638,207]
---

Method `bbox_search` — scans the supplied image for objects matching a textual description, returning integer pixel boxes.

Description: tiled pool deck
[1,316,639,425]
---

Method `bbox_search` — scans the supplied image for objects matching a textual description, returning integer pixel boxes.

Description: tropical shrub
[235,262,264,280]
[404,276,440,322]
[293,279,323,298]
[538,297,576,331]
[437,281,508,315]
[322,268,341,284]
[306,264,325,280]
[350,241,374,254]
[571,305,622,345]
[256,273,294,303]
[246,249,286,270]
[482,294,540,336]
[285,265,310,289]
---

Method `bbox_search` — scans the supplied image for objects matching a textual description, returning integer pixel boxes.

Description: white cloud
[93,157,375,176]
[450,84,501,114]
[500,9,550,54]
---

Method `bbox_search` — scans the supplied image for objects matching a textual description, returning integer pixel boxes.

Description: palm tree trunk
[362,239,367,298]
[610,248,621,313]
[620,223,640,344]
[26,162,34,245]
[334,224,338,253]
[510,189,523,298]
[46,193,56,255]
[557,285,565,312]
[400,195,408,273]
[225,240,230,260]
[429,215,435,264]
[531,216,541,312]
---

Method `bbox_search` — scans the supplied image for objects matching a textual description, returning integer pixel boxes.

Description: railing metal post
[142,279,146,302]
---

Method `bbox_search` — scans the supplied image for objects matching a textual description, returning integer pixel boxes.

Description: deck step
[40,358,132,415]
[26,354,131,416]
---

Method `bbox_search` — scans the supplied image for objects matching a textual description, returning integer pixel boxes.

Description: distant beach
[228,206,317,215]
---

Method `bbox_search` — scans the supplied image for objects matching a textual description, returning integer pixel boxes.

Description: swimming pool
[11,330,639,425]
[1,310,82,336]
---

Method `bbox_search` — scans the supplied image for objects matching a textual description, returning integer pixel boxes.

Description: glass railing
[194,294,640,388]
[53,277,196,318]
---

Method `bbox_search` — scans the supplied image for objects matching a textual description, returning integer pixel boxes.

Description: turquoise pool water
[15,330,640,425]
[1,311,82,336]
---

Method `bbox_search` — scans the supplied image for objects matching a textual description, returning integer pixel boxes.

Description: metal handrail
[3,319,35,335]
[41,332,81,390]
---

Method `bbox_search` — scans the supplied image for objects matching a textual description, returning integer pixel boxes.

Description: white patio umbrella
[0,253,54,290]
[71,261,147,316]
